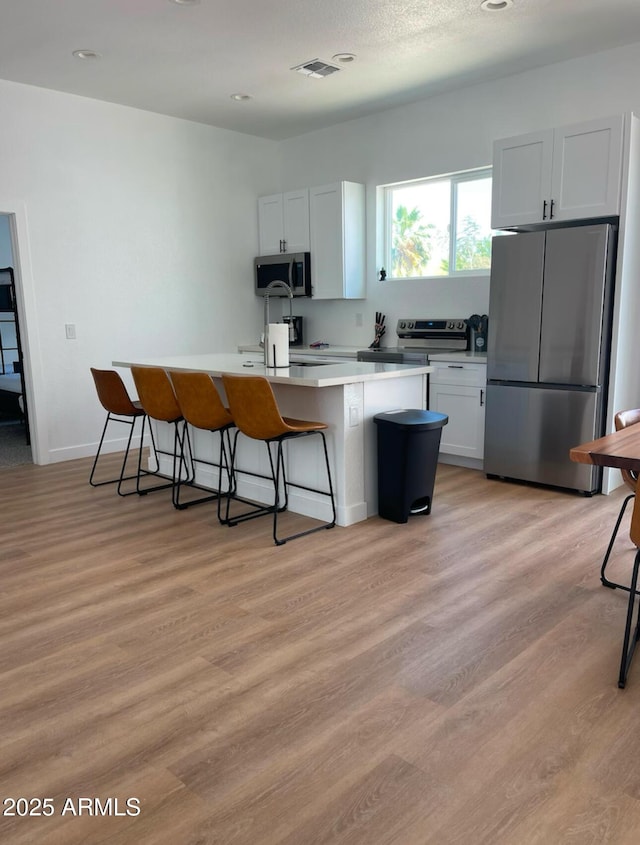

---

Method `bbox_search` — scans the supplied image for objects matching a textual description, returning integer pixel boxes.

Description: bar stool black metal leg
[136,419,180,498]
[601,493,635,589]
[173,421,203,509]
[224,433,282,528]
[216,428,235,525]
[118,413,161,496]
[272,431,336,547]
[618,548,640,688]
[89,414,117,486]
[222,430,240,525]
[90,413,138,492]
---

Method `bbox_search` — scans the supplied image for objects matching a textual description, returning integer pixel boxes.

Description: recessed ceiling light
[169,0,200,5]
[332,53,357,64]
[72,50,101,60]
[480,0,513,10]
[230,93,252,101]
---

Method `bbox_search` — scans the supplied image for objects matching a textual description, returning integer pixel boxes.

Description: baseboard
[437,454,484,471]
[47,434,151,465]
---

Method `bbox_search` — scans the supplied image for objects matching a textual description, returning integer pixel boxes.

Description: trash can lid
[373,409,448,430]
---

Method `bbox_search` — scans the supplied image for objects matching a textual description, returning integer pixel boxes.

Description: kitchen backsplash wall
[267,275,489,348]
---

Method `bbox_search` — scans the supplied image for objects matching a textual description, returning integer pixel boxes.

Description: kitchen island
[113,353,432,526]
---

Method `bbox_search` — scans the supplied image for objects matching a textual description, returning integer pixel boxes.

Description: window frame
[381,166,493,281]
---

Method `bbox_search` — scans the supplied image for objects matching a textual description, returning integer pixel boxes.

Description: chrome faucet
[263,279,293,365]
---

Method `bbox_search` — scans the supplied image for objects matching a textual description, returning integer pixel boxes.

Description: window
[381,168,495,279]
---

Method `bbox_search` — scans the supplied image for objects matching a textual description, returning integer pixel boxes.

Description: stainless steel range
[357,318,468,364]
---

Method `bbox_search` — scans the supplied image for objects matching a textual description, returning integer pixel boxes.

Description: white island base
[114,355,430,527]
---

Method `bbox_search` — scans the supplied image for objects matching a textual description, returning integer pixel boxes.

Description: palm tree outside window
[383,168,496,279]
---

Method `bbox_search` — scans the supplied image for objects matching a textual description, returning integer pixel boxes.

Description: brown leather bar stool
[601,408,640,591]
[130,366,214,509]
[89,367,158,496]
[169,370,236,519]
[221,374,336,545]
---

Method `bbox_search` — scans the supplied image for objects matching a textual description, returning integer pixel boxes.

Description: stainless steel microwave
[254,252,311,297]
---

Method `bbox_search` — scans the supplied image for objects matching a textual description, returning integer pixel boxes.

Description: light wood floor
[1,454,640,844]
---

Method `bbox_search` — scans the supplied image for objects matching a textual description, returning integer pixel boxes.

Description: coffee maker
[283,315,303,346]
[467,314,488,353]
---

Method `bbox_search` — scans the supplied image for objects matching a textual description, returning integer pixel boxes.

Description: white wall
[0,79,279,463]
[275,41,640,348]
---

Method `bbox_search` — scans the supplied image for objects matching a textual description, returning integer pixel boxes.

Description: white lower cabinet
[429,360,486,463]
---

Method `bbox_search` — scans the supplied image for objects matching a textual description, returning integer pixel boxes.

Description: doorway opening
[0,215,32,467]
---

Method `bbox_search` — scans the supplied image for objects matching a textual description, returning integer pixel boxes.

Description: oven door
[357,349,406,363]
[357,349,431,365]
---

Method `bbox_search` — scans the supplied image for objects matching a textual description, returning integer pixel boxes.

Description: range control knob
[399,321,406,329]
[457,321,465,330]
[407,321,414,330]
[447,321,454,329]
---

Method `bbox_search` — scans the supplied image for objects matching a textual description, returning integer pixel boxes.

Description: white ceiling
[1,0,640,140]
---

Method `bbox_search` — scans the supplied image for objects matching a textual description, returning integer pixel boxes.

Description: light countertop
[113,353,432,388]
[239,344,487,364]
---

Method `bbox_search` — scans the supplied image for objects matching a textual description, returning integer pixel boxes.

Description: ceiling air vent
[291,59,341,79]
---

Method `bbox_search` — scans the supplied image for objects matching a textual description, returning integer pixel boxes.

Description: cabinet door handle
[549,199,555,220]
[542,199,548,220]
[480,388,485,407]
[447,364,464,369]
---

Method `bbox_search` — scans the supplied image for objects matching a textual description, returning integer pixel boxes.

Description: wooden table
[570,428,640,474]
[571,428,640,688]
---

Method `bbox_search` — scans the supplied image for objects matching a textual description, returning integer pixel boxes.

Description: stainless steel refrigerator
[484,223,616,494]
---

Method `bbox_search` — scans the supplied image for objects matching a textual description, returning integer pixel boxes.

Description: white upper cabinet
[258,189,310,255]
[309,181,366,300]
[492,116,624,229]
[551,118,623,221]
[491,130,553,229]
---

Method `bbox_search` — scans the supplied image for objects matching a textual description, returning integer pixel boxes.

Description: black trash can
[373,409,448,524]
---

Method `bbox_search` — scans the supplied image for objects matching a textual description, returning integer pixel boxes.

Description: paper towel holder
[263,280,293,366]
[265,324,290,368]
